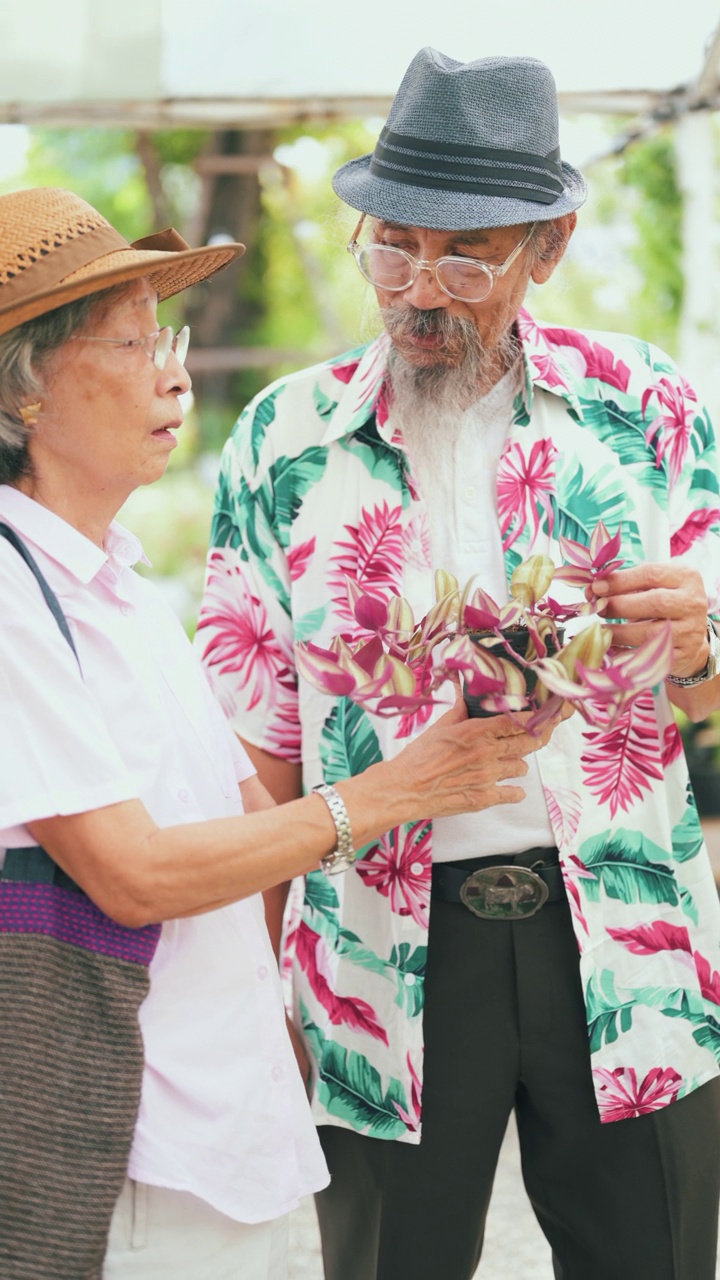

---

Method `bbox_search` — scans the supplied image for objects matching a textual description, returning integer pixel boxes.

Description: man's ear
[531,213,577,284]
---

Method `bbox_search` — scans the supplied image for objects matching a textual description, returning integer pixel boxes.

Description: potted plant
[295,521,673,734]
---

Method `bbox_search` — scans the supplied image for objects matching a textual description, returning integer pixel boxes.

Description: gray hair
[0,282,138,485]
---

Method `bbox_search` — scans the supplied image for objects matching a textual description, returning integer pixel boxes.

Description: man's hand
[593,562,709,680]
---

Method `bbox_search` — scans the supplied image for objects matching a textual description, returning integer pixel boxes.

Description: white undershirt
[406,367,555,861]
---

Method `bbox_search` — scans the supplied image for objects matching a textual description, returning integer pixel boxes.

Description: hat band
[369,129,564,204]
[0,222,129,306]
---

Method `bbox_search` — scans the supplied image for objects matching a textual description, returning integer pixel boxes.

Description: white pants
[103,1179,289,1279]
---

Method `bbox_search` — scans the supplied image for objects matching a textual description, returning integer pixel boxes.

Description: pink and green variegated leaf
[354,593,389,632]
[580,690,663,818]
[534,655,591,701]
[607,921,692,956]
[295,642,358,696]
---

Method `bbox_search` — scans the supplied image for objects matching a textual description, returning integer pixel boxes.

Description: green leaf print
[294,606,329,642]
[304,869,340,916]
[631,984,704,1021]
[578,830,680,907]
[691,408,716,460]
[689,466,720,498]
[552,458,628,547]
[320,699,383,784]
[680,887,699,926]
[313,384,338,421]
[692,1015,720,1062]
[585,970,634,1052]
[266,448,329,542]
[248,387,282,469]
[316,1040,409,1138]
[210,467,244,551]
[388,942,427,1018]
[300,999,326,1064]
[573,398,669,501]
[335,927,393,980]
[671,807,704,863]
[339,421,408,497]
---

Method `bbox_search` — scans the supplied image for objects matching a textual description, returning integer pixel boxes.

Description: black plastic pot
[463,627,563,719]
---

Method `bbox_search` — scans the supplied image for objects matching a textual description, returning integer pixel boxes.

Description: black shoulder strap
[0,520,80,667]
[0,519,82,887]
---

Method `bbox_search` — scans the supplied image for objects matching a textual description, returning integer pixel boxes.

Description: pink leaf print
[530,352,569,390]
[197,555,295,712]
[265,697,302,763]
[560,853,596,937]
[541,326,631,392]
[607,921,692,956]
[543,785,583,848]
[288,537,316,581]
[393,1052,423,1132]
[356,822,431,928]
[402,512,431,572]
[331,358,361,385]
[295,922,389,1045]
[642,376,697,485]
[497,438,558,551]
[516,308,541,343]
[670,507,720,557]
[327,501,404,625]
[661,721,683,769]
[580,690,662,818]
[594,1066,682,1122]
[694,952,720,1007]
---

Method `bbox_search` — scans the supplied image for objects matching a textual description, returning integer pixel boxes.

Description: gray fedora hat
[332,47,587,230]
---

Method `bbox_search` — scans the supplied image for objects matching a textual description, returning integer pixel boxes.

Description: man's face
[371,221,536,369]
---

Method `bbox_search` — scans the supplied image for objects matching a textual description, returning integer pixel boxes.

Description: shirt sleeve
[650,348,720,613]
[0,544,138,840]
[195,396,302,763]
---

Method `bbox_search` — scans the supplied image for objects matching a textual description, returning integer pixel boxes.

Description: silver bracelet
[312,783,356,875]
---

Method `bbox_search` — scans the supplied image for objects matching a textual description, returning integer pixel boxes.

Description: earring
[19,402,42,426]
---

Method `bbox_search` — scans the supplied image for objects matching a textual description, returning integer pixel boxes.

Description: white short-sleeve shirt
[0,486,328,1223]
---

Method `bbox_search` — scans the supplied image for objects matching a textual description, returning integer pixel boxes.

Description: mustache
[382,306,478,344]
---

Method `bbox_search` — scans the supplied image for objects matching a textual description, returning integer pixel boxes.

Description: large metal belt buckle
[459,865,549,920]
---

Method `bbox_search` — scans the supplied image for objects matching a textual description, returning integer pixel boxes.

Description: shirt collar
[0,486,148,584]
[319,309,584,447]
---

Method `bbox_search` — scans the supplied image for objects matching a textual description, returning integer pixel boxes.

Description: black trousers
[314,890,720,1280]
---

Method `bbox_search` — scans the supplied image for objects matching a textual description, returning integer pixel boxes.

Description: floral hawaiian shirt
[197,309,720,1139]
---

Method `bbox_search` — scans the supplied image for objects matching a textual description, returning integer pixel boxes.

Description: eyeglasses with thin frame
[347,215,537,303]
[71,325,191,370]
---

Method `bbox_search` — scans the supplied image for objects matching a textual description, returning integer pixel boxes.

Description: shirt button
[410,539,422,553]
[120,603,132,616]
[463,485,477,502]
[404,974,417,987]
[178,788,190,803]
[271,1064,284,1082]
[410,862,424,876]
[256,965,269,981]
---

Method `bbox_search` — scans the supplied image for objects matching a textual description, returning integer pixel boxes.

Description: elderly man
[198,49,720,1280]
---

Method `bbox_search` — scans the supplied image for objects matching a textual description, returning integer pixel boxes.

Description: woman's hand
[363,695,560,824]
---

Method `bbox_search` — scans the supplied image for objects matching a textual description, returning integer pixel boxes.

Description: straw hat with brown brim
[0,186,245,338]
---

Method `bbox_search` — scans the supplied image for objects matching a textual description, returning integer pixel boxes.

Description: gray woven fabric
[333,47,587,229]
[0,935,150,1278]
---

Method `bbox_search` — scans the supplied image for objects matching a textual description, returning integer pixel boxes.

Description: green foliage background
[0,117,691,625]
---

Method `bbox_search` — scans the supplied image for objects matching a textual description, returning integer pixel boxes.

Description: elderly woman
[0,187,552,1280]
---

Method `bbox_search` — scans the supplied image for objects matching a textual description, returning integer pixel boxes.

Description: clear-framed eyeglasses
[347,215,537,304]
[72,325,191,370]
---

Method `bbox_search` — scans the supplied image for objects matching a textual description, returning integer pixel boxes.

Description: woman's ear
[531,213,577,285]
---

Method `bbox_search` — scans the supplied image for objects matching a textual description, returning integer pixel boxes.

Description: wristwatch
[312,783,356,875]
[667,619,720,688]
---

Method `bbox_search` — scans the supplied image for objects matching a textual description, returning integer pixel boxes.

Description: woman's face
[28,280,191,509]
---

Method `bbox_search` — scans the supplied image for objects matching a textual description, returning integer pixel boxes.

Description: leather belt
[431,848,563,920]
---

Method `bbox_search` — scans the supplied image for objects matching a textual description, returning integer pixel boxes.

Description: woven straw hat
[333,48,587,230]
[0,187,245,337]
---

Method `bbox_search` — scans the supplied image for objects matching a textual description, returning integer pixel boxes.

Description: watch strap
[312,783,356,875]
[667,620,720,688]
